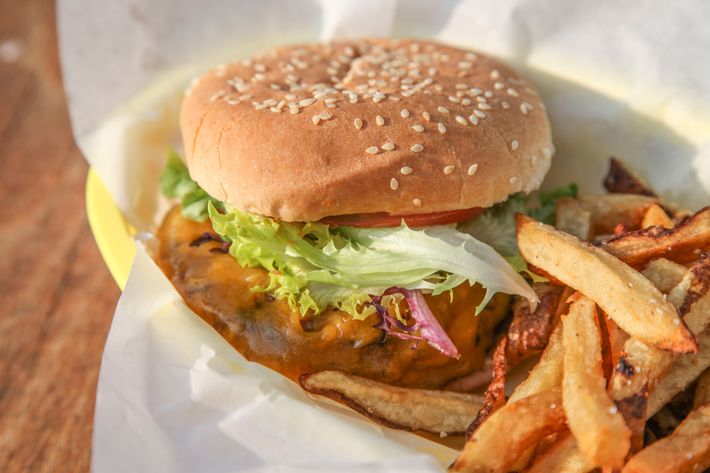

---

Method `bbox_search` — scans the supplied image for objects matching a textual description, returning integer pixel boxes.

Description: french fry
[509,324,564,403]
[622,403,710,473]
[556,197,591,240]
[603,157,658,198]
[516,214,696,353]
[695,369,710,408]
[449,389,565,473]
[601,206,710,267]
[299,371,482,435]
[562,295,630,468]
[611,255,710,399]
[506,283,564,366]
[467,337,507,436]
[641,204,673,229]
[526,433,594,473]
[641,258,688,293]
[648,328,710,417]
[577,194,658,235]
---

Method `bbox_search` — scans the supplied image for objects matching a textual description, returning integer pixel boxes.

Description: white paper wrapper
[57,1,710,471]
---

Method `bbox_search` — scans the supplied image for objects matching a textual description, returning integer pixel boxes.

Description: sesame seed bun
[181,39,553,222]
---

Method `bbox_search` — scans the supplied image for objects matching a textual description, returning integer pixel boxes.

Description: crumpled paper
[57,1,710,471]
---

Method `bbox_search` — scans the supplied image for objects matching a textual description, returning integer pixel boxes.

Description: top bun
[181,39,554,222]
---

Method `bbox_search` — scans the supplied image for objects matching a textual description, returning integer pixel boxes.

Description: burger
[157,38,570,389]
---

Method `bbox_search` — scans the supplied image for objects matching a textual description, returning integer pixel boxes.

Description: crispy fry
[299,371,482,435]
[506,283,564,366]
[601,207,710,267]
[526,433,594,473]
[603,157,658,198]
[622,404,710,473]
[556,197,591,240]
[641,258,689,293]
[562,295,630,468]
[467,337,507,437]
[577,194,658,235]
[602,314,629,381]
[641,204,674,229]
[516,214,696,353]
[611,255,710,400]
[648,328,710,417]
[449,389,566,473]
[509,324,564,403]
[695,368,710,408]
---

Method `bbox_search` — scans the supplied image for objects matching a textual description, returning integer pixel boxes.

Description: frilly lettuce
[208,203,537,319]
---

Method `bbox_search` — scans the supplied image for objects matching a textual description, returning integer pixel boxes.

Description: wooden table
[0,1,121,471]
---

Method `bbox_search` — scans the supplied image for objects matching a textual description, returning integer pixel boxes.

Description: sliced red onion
[371,288,460,359]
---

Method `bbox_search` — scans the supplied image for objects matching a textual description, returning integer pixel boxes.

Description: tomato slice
[320,207,484,228]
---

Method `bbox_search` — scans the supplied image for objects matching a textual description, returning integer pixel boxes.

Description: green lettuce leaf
[159,150,221,221]
[209,203,538,318]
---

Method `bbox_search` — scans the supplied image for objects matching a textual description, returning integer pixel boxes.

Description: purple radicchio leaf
[371,288,460,359]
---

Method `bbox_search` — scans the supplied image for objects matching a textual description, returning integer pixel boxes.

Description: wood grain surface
[0,1,121,472]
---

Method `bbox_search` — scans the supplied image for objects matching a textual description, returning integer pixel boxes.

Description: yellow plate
[85,168,135,290]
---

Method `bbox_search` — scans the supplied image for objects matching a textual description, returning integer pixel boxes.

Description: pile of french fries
[300,158,710,473]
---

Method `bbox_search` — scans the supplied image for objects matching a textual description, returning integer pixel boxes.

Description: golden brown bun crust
[181,39,553,222]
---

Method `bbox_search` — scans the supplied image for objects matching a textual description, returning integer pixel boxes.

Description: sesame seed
[502,101,510,109]
[531,155,538,165]
[448,96,461,103]
[470,88,483,96]
[410,144,424,153]
[478,103,492,110]
[473,110,486,119]
[468,114,479,125]
[400,166,413,175]
[324,97,338,104]
[269,106,281,113]
[299,98,316,107]
[510,176,519,185]
[490,69,500,79]
[381,142,395,151]
[270,83,281,90]
[354,118,363,130]
[494,82,505,90]
[437,106,449,114]
[461,98,472,106]
[390,178,399,190]
[468,164,479,176]
[225,98,240,106]
[438,123,447,134]
[484,91,493,98]
[209,91,226,102]
[444,165,455,175]
[422,111,431,122]
[456,83,468,90]
[455,115,468,126]
[289,107,300,115]
[312,115,321,125]
[400,109,410,118]
[543,147,552,159]
[511,140,519,151]
[412,198,422,207]
[239,94,253,101]
[319,111,332,120]
[285,94,297,101]
[254,63,266,72]
[376,115,385,126]
[458,61,473,69]
[520,102,533,114]
[411,124,424,133]
[507,88,519,97]
[366,146,379,155]
[476,96,487,103]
